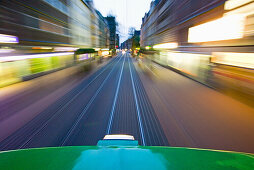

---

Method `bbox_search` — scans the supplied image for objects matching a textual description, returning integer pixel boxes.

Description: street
[0,52,254,153]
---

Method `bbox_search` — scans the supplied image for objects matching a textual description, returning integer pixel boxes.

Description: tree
[128,27,135,38]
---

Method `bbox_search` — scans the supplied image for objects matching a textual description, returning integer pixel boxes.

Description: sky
[93,0,152,43]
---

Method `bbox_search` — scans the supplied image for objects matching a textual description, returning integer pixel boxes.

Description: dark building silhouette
[105,16,116,50]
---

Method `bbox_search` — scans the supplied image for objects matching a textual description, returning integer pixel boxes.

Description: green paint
[0,146,253,170]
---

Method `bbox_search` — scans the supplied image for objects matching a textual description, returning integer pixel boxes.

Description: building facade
[140,0,254,104]
[96,10,110,49]
[105,16,117,50]
[121,30,140,50]
[0,0,109,49]
[141,0,254,50]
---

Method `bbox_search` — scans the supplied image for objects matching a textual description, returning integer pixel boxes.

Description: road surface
[0,53,168,151]
[1,52,254,153]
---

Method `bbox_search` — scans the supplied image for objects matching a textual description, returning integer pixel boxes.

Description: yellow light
[224,2,254,17]
[212,52,254,69]
[164,52,211,77]
[32,46,53,50]
[153,42,178,49]
[224,2,254,37]
[188,15,245,43]
[224,0,253,10]
[94,48,100,51]
[101,48,109,51]
[102,51,109,56]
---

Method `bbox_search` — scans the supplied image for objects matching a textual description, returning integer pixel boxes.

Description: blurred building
[141,0,254,50]
[121,30,140,50]
[105,16,117,50]
[121,39,132,50]
[69,0,93,47]
[140,0,254,105]
[0,0,110,87]
[141,0,225,47]
[96,10,110,49]
[0,0,109,50]
[1,0,71,48]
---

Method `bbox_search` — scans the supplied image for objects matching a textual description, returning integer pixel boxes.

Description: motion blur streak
[153,43,178,50]
[0,34,19,44]
[0,52,74,62]
[139,0,254,106]
[212,52,254,69]
[224,0,253,10]
[188,15,245,42]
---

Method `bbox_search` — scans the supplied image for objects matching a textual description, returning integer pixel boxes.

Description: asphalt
[1,52,254,154]
[0,53,168,151]
[136,59,254,153]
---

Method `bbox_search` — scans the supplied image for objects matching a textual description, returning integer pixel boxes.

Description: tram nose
[103,134,135,140]
[97,135,138,146]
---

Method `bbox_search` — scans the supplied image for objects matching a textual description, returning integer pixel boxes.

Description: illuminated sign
[153,42,178,49]
[0,52,74,62]
[0,34,19,44]
[212,52,254,69]
[188,15,245,43]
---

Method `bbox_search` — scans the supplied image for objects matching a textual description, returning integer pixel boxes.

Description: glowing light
[102,51,109,56]
[224,2,254,37]
[103,134,135,140]
[224,0,253,10]
[153,42,178,49]
[32,46,53,50]
[0,34,19,43]
[212,52,254,69]
[78,54,89,61]
[0,52,74,62]
[54,47,78,52]
[101,48,109,51]
[188,15,245,43]
[164,51,211,77]
[224,2,254,17]
[145,46,151,50]
[0,49,15,53]
[93,48,100,51]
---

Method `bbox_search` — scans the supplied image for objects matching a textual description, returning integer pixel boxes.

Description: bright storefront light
[153,42,178,49]
[0,34,19,43]
[0,52,74,62]
[212,52,254,69]
[188,15,245,43]
[224,0,253,10]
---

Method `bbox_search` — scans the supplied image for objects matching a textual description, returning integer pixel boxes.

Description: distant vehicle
[0,134,253,169]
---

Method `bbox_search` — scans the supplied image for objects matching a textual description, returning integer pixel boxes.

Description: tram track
[106,54,167,146]
[0,52,168,150]
[0,55,122,150]
[60,54,124,146]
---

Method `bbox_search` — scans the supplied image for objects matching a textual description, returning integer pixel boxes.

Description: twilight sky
[93,0,152,43]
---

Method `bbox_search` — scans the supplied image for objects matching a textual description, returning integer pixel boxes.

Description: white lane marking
[128,56,146,146]
[61,55,124,146]
[18,55,121,149]
[106,53,126,134]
